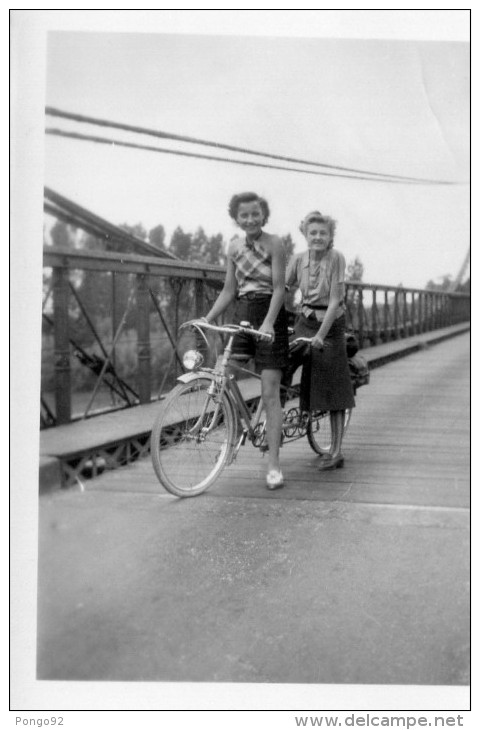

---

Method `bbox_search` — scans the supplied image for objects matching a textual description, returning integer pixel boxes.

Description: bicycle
[150,319,352,497]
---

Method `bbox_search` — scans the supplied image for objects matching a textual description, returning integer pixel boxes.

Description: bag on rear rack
[348,353,370,389]
[345,332,359,358]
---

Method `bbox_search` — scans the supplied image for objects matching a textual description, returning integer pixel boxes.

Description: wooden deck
[86,329,470,510]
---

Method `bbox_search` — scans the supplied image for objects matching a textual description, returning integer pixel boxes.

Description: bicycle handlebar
[181,319,274,342]
[291,336,313,345]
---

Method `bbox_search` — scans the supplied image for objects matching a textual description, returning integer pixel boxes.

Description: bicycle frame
[178,330,265,445]
[177,319,347,450]
[177,334,316,453]
[151,320,350,496]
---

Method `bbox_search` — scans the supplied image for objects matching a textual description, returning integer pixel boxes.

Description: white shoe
[266,469,284,490]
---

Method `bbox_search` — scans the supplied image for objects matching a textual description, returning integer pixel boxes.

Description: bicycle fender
[176,370,213,385]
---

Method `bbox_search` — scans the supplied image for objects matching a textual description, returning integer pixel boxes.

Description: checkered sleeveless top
[230,233,274,296]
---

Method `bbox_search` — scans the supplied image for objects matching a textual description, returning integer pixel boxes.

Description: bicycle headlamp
[182,349,204,371]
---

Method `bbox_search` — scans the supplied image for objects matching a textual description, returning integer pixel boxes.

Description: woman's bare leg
[330,410,345,459]
[318,410,345,470]
[261,368,283,472]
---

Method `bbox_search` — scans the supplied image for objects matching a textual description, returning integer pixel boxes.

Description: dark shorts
[232,294,289,372]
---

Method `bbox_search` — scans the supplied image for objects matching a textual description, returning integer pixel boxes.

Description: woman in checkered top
[204,192,289,490]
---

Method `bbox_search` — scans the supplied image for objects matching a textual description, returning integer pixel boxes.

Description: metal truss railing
[42,247,226,427]
[41,246,470,429]
[344,282,470,349]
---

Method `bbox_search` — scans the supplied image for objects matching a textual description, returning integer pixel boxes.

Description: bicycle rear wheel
[307,408,352,455]
[151,375,236,497]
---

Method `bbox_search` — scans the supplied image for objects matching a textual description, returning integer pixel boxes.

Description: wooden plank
[86,332,470,511]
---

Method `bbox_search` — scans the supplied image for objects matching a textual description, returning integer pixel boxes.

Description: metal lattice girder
[68,282,136,405]
[44,187,176,259]
[42,312,139,404]
[60,434,152,486]
[43,247,226,289]
[82,288,137,418]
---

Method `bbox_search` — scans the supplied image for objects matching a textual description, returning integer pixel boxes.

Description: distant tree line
[425,274,470,293]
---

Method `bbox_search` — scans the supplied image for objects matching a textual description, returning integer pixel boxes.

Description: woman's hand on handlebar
[311,334,325,350]
[182,319,272,341]
[258,321,275,342]
[182,317,208,329]
[289,336,311,353]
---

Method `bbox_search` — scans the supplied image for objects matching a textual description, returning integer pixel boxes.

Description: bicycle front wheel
[151,376,236,497]
[307,409,352,455]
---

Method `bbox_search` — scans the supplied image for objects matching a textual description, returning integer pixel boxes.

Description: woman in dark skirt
[284,211,355,470]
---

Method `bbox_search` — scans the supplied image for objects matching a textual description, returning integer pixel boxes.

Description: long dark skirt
[294,313,355,412]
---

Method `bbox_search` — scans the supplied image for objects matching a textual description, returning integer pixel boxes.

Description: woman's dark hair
[228,192,270,224]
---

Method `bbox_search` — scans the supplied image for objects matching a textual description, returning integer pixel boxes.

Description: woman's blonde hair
[299,211,337,244]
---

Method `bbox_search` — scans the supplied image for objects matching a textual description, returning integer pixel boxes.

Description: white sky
[39,13,470,289]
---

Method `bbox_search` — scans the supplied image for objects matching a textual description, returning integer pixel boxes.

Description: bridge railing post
[425,292,431,332]
[111,272,117,372]
[402,290,408,337]
[383,290,390,342]
[344,283,352,332]
[444,294,451,327]
[52,265,71,424]
[193,279,211,361]
[433,294,441,329]
[357,286,364,348]
[136,272,151,404]
[393,291,400,340]
[460,294,470,323]
[194,279,205,318]
[419,292,424,332]
[430,292,436,331]
[371,288,379,345]
[411,292,417,335]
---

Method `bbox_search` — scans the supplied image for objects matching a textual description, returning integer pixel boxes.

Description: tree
[169,226,192,260]
[346,256,364,282]
[205,233,226,266]
[50,220,74,249]
[109,222,148,254]
[169,226,227,265]
[74,234,113,327]
[425,275,453,291]
[191,227,209,262]
[119,222,147,240]
[149,224,167,252]
[281,233,295,263]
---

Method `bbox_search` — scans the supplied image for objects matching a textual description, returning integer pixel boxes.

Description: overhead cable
[45,106,460,186]
[46,128,455,186]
